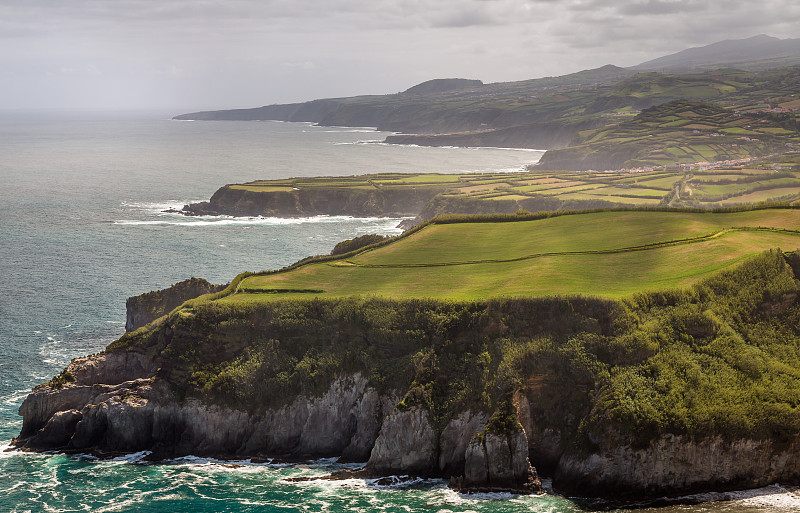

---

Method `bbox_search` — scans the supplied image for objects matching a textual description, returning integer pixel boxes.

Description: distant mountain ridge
[402,78,483,95]
[173,36,800,169]
[633,34,800,71]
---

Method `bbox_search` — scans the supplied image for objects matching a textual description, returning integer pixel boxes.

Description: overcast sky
[1,0,798,111]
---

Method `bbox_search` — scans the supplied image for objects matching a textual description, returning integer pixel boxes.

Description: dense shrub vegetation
[330,234,390,255]
[111,250,800,449]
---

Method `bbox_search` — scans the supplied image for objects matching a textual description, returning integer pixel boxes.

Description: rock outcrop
[14,349,540,494]
[181,184,445,219]
[16,253,800,499]
[16,356,398,461]
[553,435,800,500]
[513,390,800,500]
[366,406,437,474]
[461,431,540,493]
[126,278,224,332]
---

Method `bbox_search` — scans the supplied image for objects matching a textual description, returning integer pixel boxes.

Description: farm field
[536,100,800,171]
[224,160,800,213]
[209,208,800,303]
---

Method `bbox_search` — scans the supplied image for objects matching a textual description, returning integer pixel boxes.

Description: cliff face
[553,434,800,499]
[19,346,800,498]
[16,352,396,461]
[126,278,224,332]
[183,185,446,218]
[14,351,539,493]
[15,252,800,499]
[400,192,619,229]
[514,392,800,499]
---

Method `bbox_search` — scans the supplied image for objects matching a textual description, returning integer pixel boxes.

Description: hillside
[174,63,800,173]
[172,64,637,149]
[536,99,800,171]
[634,35,800,72]
[16,207,800,499]
[217,208,800,302]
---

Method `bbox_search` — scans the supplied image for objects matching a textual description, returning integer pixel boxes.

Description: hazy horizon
[2,0,799,111]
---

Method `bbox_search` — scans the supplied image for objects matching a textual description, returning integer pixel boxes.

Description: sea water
[0,110,798,512]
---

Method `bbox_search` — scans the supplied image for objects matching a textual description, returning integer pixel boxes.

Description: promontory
[14,206,800,499]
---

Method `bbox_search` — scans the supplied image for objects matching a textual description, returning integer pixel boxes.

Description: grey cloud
[618,0,707,16]
[1,0,799,109]
[430,8,500,28]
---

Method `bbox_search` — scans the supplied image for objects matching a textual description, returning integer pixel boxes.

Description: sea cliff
[178,179,619,228]
[14,249,800,499]
[126,278,224,332]
[182,183,446,218]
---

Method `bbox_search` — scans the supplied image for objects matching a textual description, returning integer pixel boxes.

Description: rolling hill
[200,207,800,303]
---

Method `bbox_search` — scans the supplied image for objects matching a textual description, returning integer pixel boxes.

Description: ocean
[0,110,797,512]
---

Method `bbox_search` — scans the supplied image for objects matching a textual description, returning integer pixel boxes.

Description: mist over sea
[0,110,797,512]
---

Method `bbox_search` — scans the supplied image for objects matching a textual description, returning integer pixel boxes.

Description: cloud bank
[0,0,797,109]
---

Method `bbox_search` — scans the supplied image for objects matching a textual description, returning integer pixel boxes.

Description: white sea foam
[114,214,410,228]
[1,388,33,406]
[39,335,63,365]
[121,199,205,213]
[309,124,379,131]
[109,450,151,463]
[317,129,380,133]
[333,139,385,145]
[667,484,800,509]
[166,454,291,469]
[0,441,22,458]
[733,485,800,508]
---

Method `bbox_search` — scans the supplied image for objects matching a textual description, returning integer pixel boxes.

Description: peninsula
[14,206,800,499]
[14,36,800,501]
[178,147,800,227]
[174,64,800,174]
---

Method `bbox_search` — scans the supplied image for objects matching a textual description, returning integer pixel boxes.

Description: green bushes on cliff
[109,249,800,451]
[331,234,390,255]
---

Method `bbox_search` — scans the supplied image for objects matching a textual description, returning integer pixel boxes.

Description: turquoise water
[0,111,798,512]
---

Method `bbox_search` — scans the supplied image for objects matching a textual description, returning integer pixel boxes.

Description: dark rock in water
[452,401,543,495]
[125,277,225,332]
[457,431,541,494]
[179,201,218,216]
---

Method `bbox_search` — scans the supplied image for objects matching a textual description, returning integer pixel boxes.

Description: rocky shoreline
[13,248,800,500]
[17,345,800,499]
[12,352,542,495]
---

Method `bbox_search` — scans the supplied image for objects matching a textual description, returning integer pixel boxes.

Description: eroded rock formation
[126,278,224,332]
[14,350,541,494]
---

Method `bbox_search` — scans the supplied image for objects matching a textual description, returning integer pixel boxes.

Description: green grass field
[219,149,800,214]
[209,208,800,304]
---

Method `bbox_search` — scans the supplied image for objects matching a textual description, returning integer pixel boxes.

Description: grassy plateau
[105,206,800,499]
[193,207,800,303]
